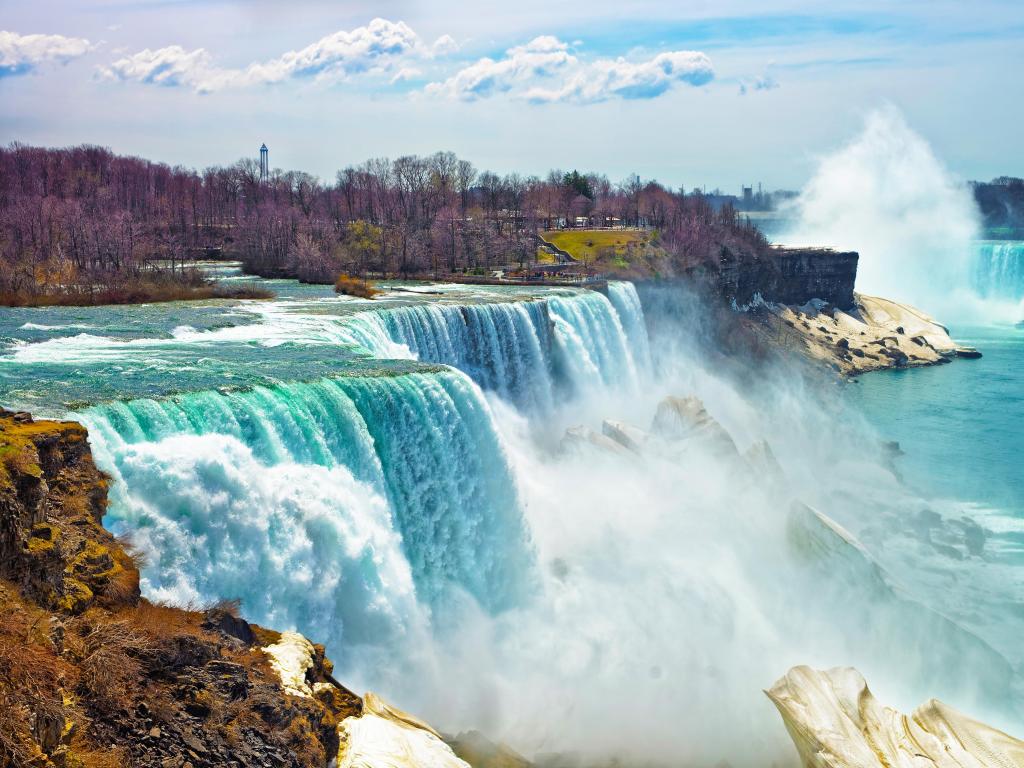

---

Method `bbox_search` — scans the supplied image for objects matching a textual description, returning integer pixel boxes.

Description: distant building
[259,143,269,182]
[742,186,754,207]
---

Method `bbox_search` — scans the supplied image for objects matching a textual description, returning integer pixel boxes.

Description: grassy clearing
[541,230,649,262]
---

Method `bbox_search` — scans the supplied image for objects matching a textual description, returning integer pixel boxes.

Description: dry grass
[73,617,153,711]
[334,274,380,299]
[0,593,78,766]
[0,280,273,307]
[127,599,208,642]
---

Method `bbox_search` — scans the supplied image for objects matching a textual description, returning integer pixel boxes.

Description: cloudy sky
[1,0,1021,190]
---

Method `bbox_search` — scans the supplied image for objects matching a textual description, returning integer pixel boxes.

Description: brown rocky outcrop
[0,411,361,768]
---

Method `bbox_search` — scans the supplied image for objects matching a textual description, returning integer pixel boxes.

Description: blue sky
[1,0,1022,189]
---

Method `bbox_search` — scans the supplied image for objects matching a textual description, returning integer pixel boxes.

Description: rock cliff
[0,410,471,768]
[736,293,980,376]
[718,246,859,310]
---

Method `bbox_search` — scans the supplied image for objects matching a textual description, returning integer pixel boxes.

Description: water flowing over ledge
[973,240,1024,301]
[33,284,635,647]
[76,369,533,648]
[340,284,645,410]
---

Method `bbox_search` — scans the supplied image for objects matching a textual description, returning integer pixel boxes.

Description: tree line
[0,142,768,301]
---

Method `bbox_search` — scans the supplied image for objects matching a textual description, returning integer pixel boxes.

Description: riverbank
[0,281,273,308]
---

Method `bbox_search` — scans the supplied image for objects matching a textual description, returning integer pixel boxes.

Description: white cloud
[426,37,713,104]
[0,30,92,76]
[390,66,423,84]
[100,18,429,93]
[527,51,714,104]
[424,35,576,101]
[100,45,215,90]
[242,18,424,86]
[431,34,459,56]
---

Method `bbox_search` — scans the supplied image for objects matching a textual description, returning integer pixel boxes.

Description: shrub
[334,274,380,299]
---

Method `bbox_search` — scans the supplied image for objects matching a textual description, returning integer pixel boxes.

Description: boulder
[561,425,633,457]
[766,665,1024,768]
[743,439,785,485]
[337,692,470,768]
[650,396,739,458]
[601,420,652,453]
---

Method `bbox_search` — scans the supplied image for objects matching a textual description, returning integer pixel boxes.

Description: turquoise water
[850,324,1024,514]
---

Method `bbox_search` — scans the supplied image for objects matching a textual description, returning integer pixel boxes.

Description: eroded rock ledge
[0,411,469,768]
[767,666,1024,768]
[740,293,980,376]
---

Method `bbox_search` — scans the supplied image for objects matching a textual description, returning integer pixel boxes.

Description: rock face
[787,501,1015,702]
[767,665,1024,768]
[0,412,364,768]
[650,396,739,459]
[719,247,859,310]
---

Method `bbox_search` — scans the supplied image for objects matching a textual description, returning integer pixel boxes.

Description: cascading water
[341,285,645,410]
[340,300,557,411]
[15,284,642,682]
[973,240,1024,301]
[2,277,1019,764]
[77,370,533,636]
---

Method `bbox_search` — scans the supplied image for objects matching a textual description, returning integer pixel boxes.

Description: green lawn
[541,230,649,262]
[535,247,557,264]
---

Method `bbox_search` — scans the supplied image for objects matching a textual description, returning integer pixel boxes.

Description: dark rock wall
[718,247,859,309]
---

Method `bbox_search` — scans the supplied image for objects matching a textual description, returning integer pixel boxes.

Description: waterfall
[606,281,652,374]
[338,283,646,409]
[76,369,533,654]
[17,280,652,699]
[973,241,1024,300]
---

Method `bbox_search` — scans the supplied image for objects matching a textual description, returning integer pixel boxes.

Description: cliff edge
[0,410,478,768]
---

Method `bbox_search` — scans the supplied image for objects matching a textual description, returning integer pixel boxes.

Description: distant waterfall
[973,241,1024,300]
[77,370,532,650]
[339,282,647,409]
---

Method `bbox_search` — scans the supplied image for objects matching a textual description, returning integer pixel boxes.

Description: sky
[1,0,1022,191]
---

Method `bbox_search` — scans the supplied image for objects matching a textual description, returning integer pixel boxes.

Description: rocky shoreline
[739,292,981,376]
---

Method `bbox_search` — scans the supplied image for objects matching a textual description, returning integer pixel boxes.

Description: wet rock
[560,425,632,456]
[650,396,739,458]
[601,420,651,453]
[203,605,257,646]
